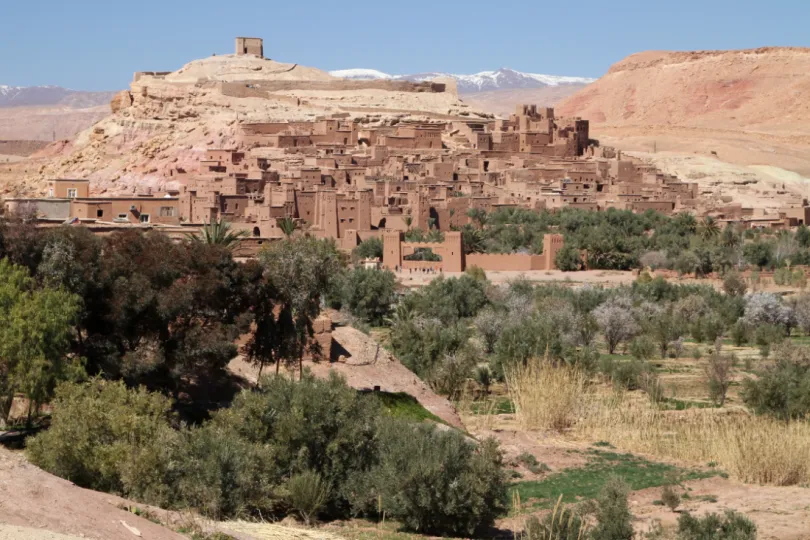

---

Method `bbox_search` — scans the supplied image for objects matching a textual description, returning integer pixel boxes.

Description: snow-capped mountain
[0,85,117,108]
[329,67,595,93]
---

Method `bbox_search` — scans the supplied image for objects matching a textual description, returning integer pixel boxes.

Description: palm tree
[466,208,488,229]
[720,223,741,248]
[277,217,297,239]
[698,216,720,240]
[188,218,248,249]
[404,216,413,230]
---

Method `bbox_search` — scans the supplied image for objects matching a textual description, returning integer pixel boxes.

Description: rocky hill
[4,54,484,196]
[557,47,810,176]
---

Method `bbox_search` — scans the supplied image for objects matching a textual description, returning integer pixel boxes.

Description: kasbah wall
[382,232,564,272]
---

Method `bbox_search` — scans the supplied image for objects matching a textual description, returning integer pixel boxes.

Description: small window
[96,209,104,218]
[117,213,128,219]
[140,214,150,223]
[67,188,78,198]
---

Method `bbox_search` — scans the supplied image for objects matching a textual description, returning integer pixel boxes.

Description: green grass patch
[661,398,716,411]
[509,449,717,511]
[469,397,515,415]
[373,391,446,425]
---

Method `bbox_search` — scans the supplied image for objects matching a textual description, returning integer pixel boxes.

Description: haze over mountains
[329,67,595,118]
[0,85,116,109]
[0,86,118,143]
[329,67,595,93]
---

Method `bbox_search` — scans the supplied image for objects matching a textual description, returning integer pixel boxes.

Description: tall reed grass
[505,357,584,432]
[576,396,810,486]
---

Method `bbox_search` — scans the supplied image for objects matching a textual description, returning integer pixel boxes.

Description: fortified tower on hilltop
[235,37,263,57]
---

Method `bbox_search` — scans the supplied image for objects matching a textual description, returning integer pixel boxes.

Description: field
[456,330,810,537]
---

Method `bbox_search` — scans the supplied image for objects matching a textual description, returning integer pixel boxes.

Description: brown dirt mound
[0,447,184,540]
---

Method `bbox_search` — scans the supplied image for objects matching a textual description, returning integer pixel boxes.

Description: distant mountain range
[0,85,117,108]
[328,67,595,94]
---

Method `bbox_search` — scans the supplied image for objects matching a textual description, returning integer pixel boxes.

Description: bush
[349,420,508,536]
[742,344,810,420]
[706,352,733,407]
[630,335,657,361]
[612,360,649,391]
[27,379,176,495]
[170,422,275,518]
[661,484,680,512]
[474,364,493,395]
[29,374,510,529]
[730,321,749,346]
[590,476,634,540]
[214,372,382,517]
[722,271,747,297]
[516,452,549,474]
[285,471,329,525]
[390,318,469,380]
[677,510,757,539]
[524,506,585,540]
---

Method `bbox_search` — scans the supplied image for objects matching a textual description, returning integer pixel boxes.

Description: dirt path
[0,447,185,540]
[218,521,344,539]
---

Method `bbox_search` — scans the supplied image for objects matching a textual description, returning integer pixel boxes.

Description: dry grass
[506,357,584,432]
[575,394,810,486]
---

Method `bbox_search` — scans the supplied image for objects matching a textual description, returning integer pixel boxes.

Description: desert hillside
[558,47,810,176]
[2,54,485,196]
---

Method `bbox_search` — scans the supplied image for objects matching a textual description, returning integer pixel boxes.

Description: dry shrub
[506,357,584,432]
[576,396,810,486]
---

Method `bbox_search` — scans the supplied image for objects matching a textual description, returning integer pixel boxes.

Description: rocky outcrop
[5,54,484,196]
[109,90,133,113]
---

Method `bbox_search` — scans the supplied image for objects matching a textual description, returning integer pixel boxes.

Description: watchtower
[235,37,263,57]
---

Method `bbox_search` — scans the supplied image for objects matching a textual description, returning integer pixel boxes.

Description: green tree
[351,237,384,262]
[0,259,83,425]
[796,224,810,248]
[256,236,343,378]
[342,267,397,325]
[555,243,582,271]
[744,241,773,270]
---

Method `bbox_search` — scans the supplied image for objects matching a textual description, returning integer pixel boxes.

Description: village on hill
[3,32,810,540]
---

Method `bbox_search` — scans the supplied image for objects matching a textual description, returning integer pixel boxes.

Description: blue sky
[1,0,808,90]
